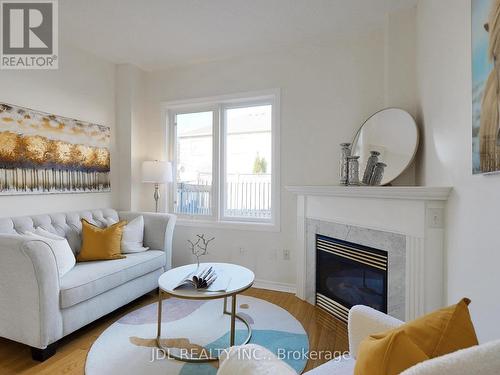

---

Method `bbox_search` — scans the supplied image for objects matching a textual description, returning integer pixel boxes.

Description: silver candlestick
[339,143,351,185]
[347,156,360,185]
[362,151,381,185]
[369,162,387,186]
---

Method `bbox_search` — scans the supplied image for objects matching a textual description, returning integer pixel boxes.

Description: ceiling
[60,0,417,71]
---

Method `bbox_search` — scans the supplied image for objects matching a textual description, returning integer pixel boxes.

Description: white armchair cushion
[400,340,500,375]
[303,356,355,375]
[121,216,149,253]
[25,230,76,277]
[218,344,296,375]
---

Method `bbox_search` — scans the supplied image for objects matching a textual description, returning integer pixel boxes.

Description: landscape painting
[472,0,500,174]
[0,103,111,195]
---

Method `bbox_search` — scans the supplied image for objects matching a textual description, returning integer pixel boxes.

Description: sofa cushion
[60,250,165,308]
[121,216,149,253]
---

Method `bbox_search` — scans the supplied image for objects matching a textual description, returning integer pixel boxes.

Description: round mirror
[352,108,418,185]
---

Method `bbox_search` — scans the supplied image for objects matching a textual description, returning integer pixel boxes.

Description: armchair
[218,305,500,374]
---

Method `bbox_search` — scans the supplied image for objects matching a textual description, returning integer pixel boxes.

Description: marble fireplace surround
[308,219,406,320]
[287,186,452,321]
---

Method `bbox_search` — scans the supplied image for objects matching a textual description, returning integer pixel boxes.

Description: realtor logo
[1,0,58,69]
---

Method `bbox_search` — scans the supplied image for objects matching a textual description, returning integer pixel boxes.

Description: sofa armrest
[118,212,177,269]
[0,235,63,348]
[348,305,404,359]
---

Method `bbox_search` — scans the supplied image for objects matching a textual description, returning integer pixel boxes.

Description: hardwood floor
[0,288,348,374]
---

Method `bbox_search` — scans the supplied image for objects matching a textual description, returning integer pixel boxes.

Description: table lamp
[142,160,172,213]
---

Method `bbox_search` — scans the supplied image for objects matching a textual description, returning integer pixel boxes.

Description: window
[223,105,272,220]
[167,91,279,228]
[174,111,214,216]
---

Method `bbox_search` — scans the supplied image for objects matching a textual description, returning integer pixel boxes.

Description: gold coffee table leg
[156,292,252,363]
[157,289,162,338]
[230,295,236,346]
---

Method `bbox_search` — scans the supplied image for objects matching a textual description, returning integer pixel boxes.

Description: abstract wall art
[472,0,500,174]
[0,103,111,195]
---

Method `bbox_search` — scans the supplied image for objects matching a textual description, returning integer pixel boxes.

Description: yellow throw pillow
[432,298,479,357]
[398,298,478,358]
[77,219,127,262]
[355,330,429,375]
[354,298,478,375]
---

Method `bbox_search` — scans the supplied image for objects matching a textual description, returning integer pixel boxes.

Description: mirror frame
[351,107,419,185]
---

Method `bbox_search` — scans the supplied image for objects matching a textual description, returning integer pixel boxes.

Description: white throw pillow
[121,216,149,253]
[25,230,76,278]
[33,227,65,240]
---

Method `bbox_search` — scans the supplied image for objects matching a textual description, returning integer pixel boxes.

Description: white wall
[116,64,147,211]
[134,32,387,286]
[417,0,500,342]
[385,7,417,116]
[385,6,418,185]
[0,44,118,217]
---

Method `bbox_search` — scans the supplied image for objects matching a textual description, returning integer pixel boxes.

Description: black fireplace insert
[316,234,388,321]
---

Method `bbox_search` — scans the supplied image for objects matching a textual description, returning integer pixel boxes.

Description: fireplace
[316,234,388,322]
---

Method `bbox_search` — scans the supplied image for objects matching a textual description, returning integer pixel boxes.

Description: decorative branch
[188,234,215,266]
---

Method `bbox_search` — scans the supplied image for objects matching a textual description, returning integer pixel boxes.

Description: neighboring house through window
[165,90,280,229]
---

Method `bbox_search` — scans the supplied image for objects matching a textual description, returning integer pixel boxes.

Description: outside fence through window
[169,92,278,225]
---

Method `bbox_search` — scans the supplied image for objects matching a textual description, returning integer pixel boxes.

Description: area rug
[85,296,309,375]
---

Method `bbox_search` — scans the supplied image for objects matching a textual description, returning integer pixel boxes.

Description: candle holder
[347,156,360,186]
[339,143,351,185]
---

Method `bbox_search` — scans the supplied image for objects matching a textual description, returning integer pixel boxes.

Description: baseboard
[253,279,296,294]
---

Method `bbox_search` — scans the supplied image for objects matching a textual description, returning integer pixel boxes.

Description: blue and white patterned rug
[85,296,309,374]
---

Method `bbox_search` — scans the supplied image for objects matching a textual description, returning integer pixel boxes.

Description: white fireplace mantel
[286,185,452,321]
[285,185,452,201]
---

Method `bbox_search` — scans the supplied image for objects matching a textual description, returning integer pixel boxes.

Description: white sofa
[0,208,176,361]
[218,305,500,374]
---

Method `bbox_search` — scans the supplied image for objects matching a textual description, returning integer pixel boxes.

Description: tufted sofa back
[0,208,119,254]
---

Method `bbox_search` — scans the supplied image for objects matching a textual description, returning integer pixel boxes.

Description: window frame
[163,89,280,231]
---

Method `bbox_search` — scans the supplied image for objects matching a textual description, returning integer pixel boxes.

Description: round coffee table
[156,262,255,362]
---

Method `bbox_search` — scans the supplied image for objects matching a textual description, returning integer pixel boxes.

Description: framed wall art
[0,103,111,195]
[472,0,500,174]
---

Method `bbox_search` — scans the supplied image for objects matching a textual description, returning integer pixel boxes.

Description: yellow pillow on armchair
[77,219,127,261]
[354,298,478,375]
[355,330,429,375]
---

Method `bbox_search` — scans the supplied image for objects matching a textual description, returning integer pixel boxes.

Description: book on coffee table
[174,266,231,292]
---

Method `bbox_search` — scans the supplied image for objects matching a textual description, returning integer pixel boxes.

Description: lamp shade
[142,161,172,183]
